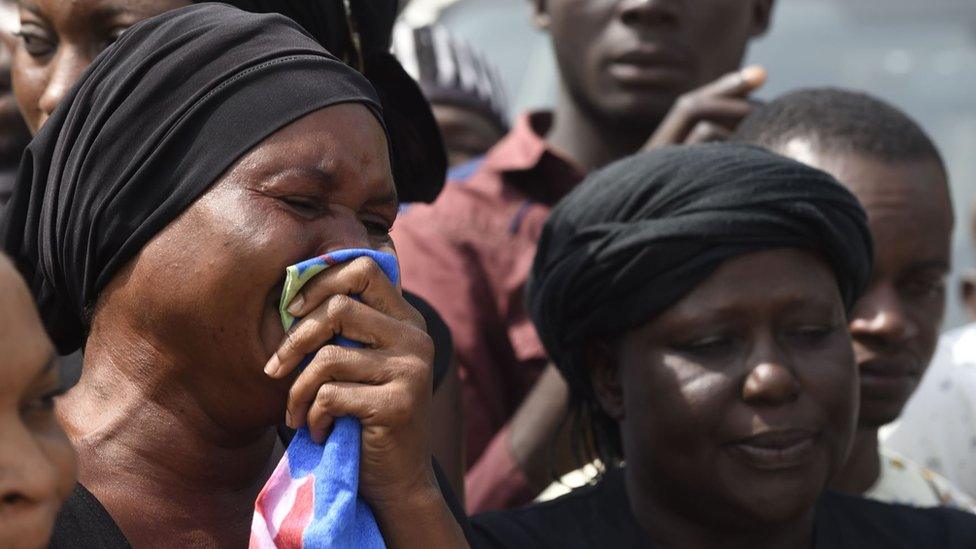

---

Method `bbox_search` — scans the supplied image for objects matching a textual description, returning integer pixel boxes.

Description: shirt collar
[481,111,585,203]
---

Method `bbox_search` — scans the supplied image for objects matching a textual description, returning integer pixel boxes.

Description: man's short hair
[734,87,945,173]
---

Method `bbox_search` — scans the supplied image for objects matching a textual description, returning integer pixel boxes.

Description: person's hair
[734,87,946,174]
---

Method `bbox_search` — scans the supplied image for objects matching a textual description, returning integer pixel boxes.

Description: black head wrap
[0,3,384,353]
[212,0,446,203]
[528,144,873,461]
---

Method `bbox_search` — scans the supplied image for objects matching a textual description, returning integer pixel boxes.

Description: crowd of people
[0,0,974,548]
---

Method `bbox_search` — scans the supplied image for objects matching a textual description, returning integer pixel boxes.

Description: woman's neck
[828,428,881,495]
[625,470,815,549]
[546,82,659,173]
[60,329,283,547]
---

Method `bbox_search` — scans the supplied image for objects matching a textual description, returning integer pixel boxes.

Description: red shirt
[393,113,583,511]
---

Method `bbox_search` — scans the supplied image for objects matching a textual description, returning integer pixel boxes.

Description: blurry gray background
[403,0,976,330]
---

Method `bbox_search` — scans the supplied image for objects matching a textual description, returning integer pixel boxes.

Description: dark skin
[0,254,77,549]
[591,249,857,549]
[11,0,467,501]
[431,103,506,167]
[58,105,466,548]
[507,0,775,494]
[0,1,30,173]
[12,0,191,133]
[534,0,775,171]
[776,139,953,494]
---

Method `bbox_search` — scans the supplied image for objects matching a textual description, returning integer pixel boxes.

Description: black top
[51,458,471,548]
[471,468,976,549]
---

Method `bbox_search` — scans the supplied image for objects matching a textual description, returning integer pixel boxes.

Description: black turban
[528,143,873,374]
[0,4,384,353]
[211,0,446,204]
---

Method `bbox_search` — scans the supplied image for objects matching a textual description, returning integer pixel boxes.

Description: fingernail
[741,65,767,86]
[287,294,305,315]
[264,355,279,377]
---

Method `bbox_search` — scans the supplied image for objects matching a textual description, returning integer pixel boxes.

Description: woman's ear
[531,0,551,30]
[586,340,624,420]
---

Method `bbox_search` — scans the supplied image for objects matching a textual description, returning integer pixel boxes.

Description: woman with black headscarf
[472,144,976,548]
[2,4,466,547]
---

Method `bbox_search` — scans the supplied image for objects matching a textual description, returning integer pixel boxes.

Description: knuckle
[326,294,354,317]
[314,384,339,412]
[676,93,700,113]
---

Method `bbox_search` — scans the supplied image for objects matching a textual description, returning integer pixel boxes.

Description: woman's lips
[726,429,819,471]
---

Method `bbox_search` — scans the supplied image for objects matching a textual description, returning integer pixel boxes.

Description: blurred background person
[735,88,973,508]
[882,195,976,499]
[392,0,776,513]
[392,22,510,169]
[0,0,30,208]
[0,252,76,549]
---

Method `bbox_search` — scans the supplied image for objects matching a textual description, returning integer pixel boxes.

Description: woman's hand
[263,256,437,507]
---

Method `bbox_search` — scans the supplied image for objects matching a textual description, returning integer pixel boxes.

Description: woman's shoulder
[817,490,976,548]
[470,468,650,549]
[49,484,131,549]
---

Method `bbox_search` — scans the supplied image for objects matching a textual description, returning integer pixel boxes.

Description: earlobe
[750,0,776,37]
[587,342,625,420]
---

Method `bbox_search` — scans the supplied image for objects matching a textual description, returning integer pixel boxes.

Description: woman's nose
[741,339,801,405]
[37,48,90,126]
[0,417,61,513]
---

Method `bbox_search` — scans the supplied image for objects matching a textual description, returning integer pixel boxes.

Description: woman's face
[90,104,398,431]
[598,248,857,528]
[0,257,76,548]
[12,0,190,132]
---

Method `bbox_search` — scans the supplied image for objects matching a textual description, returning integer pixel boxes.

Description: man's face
[535,0,773,129]
[782,139,953,429]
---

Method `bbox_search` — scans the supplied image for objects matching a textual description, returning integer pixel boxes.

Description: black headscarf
[528,144,873,460]
[213,0,446,204]
[0,3,384,353]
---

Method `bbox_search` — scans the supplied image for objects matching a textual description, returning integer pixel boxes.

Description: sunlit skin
[56,105,463,548]
[0,255,77,549]
[534,0,775,170]
[780,138,953,493]
[12,0,190,133]
[591,249,857,549]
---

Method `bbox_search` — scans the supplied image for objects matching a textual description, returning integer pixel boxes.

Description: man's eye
[17,29,56,58]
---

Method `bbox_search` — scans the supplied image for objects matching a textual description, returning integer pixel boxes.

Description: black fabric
[50,460,473,548]
[0,4,383,354]
[213,0,447,204]
[50,484,130,549]
[404,290,453,391]
[471,467,976,549]
[528,143,873,378]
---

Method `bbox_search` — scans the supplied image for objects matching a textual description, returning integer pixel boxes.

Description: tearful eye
[278,196,323,216]
[362,219,392,236]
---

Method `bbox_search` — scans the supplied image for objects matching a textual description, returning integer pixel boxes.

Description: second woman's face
[92,104,398,431]
[605,248,857,528]
[12,0,190,132]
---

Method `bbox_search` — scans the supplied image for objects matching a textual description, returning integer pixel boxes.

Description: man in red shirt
[393,0,777,512]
